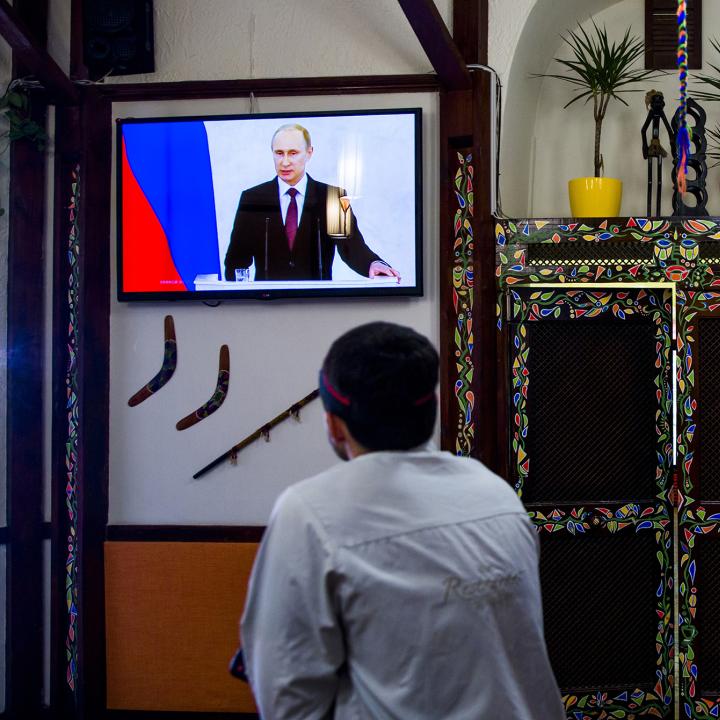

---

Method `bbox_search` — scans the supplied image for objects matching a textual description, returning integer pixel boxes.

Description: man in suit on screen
[223,123,401,282]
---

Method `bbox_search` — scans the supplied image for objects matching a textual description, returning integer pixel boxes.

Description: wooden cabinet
[496,217,720,720]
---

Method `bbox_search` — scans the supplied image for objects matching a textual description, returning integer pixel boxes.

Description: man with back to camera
[237,321,565,719]
[223,124,401,282]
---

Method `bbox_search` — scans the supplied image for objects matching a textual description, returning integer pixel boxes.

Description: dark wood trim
[5,1,48,712]
[75,88,112,720]
[52,10,84,720]
[453,0,488,66]
[645,0,702,70]
[471,68,498,471]
[0,523,50,545]
[397,0,470,91]
[106,712,258,719]
[106,525,265,543]
[95,74,439,102]
[69,0,86,80]
[0,0,78,104]
[0,708,54,719]
[438,1,495,470]
[50,103,83,720]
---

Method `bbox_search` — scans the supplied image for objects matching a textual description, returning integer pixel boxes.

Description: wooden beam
[438,1,497,470]
[51,103,82,720]
[397,0,471,90]
[75,88,112,720]
[0,0,78,104]
[5,3,48,710]
[453,0,488,65]
[96,74,440,102]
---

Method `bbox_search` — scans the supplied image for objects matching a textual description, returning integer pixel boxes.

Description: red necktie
[285,188,298,251]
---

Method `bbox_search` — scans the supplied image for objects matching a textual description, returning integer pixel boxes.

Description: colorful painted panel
[452,153,475,456]
[677,291,720,719]
[496,217,720,289]
[65,166,80,691]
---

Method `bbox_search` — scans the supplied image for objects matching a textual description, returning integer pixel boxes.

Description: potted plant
[533,21,661,216]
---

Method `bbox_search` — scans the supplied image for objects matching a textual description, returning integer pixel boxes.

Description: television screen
[117,108,423,300]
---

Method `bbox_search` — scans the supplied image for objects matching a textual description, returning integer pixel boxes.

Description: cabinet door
[506,287,674,719]
[678,297,720,719]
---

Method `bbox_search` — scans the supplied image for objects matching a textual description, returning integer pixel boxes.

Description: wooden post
[438,0,499,473]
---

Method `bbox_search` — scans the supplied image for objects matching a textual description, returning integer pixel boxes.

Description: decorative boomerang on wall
[128,315,177,406]
[176,344,230,431]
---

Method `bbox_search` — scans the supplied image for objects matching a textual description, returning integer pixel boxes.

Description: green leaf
[530,19,665,173]
[7,91,24,108]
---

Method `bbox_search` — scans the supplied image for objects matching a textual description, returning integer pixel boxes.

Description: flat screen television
[117,108,423,301]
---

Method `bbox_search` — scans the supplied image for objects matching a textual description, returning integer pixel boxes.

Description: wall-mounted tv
[117,108,423,301]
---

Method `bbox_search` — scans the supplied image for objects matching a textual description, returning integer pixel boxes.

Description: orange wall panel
[105,541,259,713]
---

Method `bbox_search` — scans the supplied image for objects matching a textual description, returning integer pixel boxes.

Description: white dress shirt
[278,174,309,225]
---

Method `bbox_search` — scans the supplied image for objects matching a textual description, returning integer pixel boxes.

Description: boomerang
[176,344,230,431]
[128,315,177,407]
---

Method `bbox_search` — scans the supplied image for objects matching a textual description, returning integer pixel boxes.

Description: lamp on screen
[326,188,354,238]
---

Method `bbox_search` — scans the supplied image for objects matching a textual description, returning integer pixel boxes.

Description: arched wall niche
[494,0,720,218]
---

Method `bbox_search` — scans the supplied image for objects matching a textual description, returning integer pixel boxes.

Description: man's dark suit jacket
[224,175,383,281]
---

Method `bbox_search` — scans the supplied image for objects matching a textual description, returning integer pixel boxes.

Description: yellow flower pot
[568,177,622,217]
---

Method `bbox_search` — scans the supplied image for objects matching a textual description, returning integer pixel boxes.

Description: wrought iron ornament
[672,98,708,216]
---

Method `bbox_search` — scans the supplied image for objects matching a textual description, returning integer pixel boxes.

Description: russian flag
[121,121,221,292]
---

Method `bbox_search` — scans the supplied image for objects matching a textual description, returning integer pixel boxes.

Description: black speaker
[83,0,155,80]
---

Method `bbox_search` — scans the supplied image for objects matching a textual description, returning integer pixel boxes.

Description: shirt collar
[278,173,309,197]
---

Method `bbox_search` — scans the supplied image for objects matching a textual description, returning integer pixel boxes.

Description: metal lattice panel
[699,319,720,500]
[699,240,720,262]
[540,532,658,690]
[524,320,659,503]
[694,540,720,692]
[527,242,655,263]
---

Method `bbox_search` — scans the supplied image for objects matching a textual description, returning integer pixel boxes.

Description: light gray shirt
[241,447,564,719]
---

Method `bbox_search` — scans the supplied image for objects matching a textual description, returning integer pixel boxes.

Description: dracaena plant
[693,38,720,167]
[533,21,662,177]
[691,37,720,104]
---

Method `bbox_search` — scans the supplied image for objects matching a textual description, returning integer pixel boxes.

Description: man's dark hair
[320,321,438,451]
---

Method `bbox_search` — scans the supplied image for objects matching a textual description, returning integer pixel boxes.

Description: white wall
[107,2,443,526]
[106,0,452,83]
[494,0,720,217]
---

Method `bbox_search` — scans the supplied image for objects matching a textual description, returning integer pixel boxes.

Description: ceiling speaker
[83,0,155,80]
